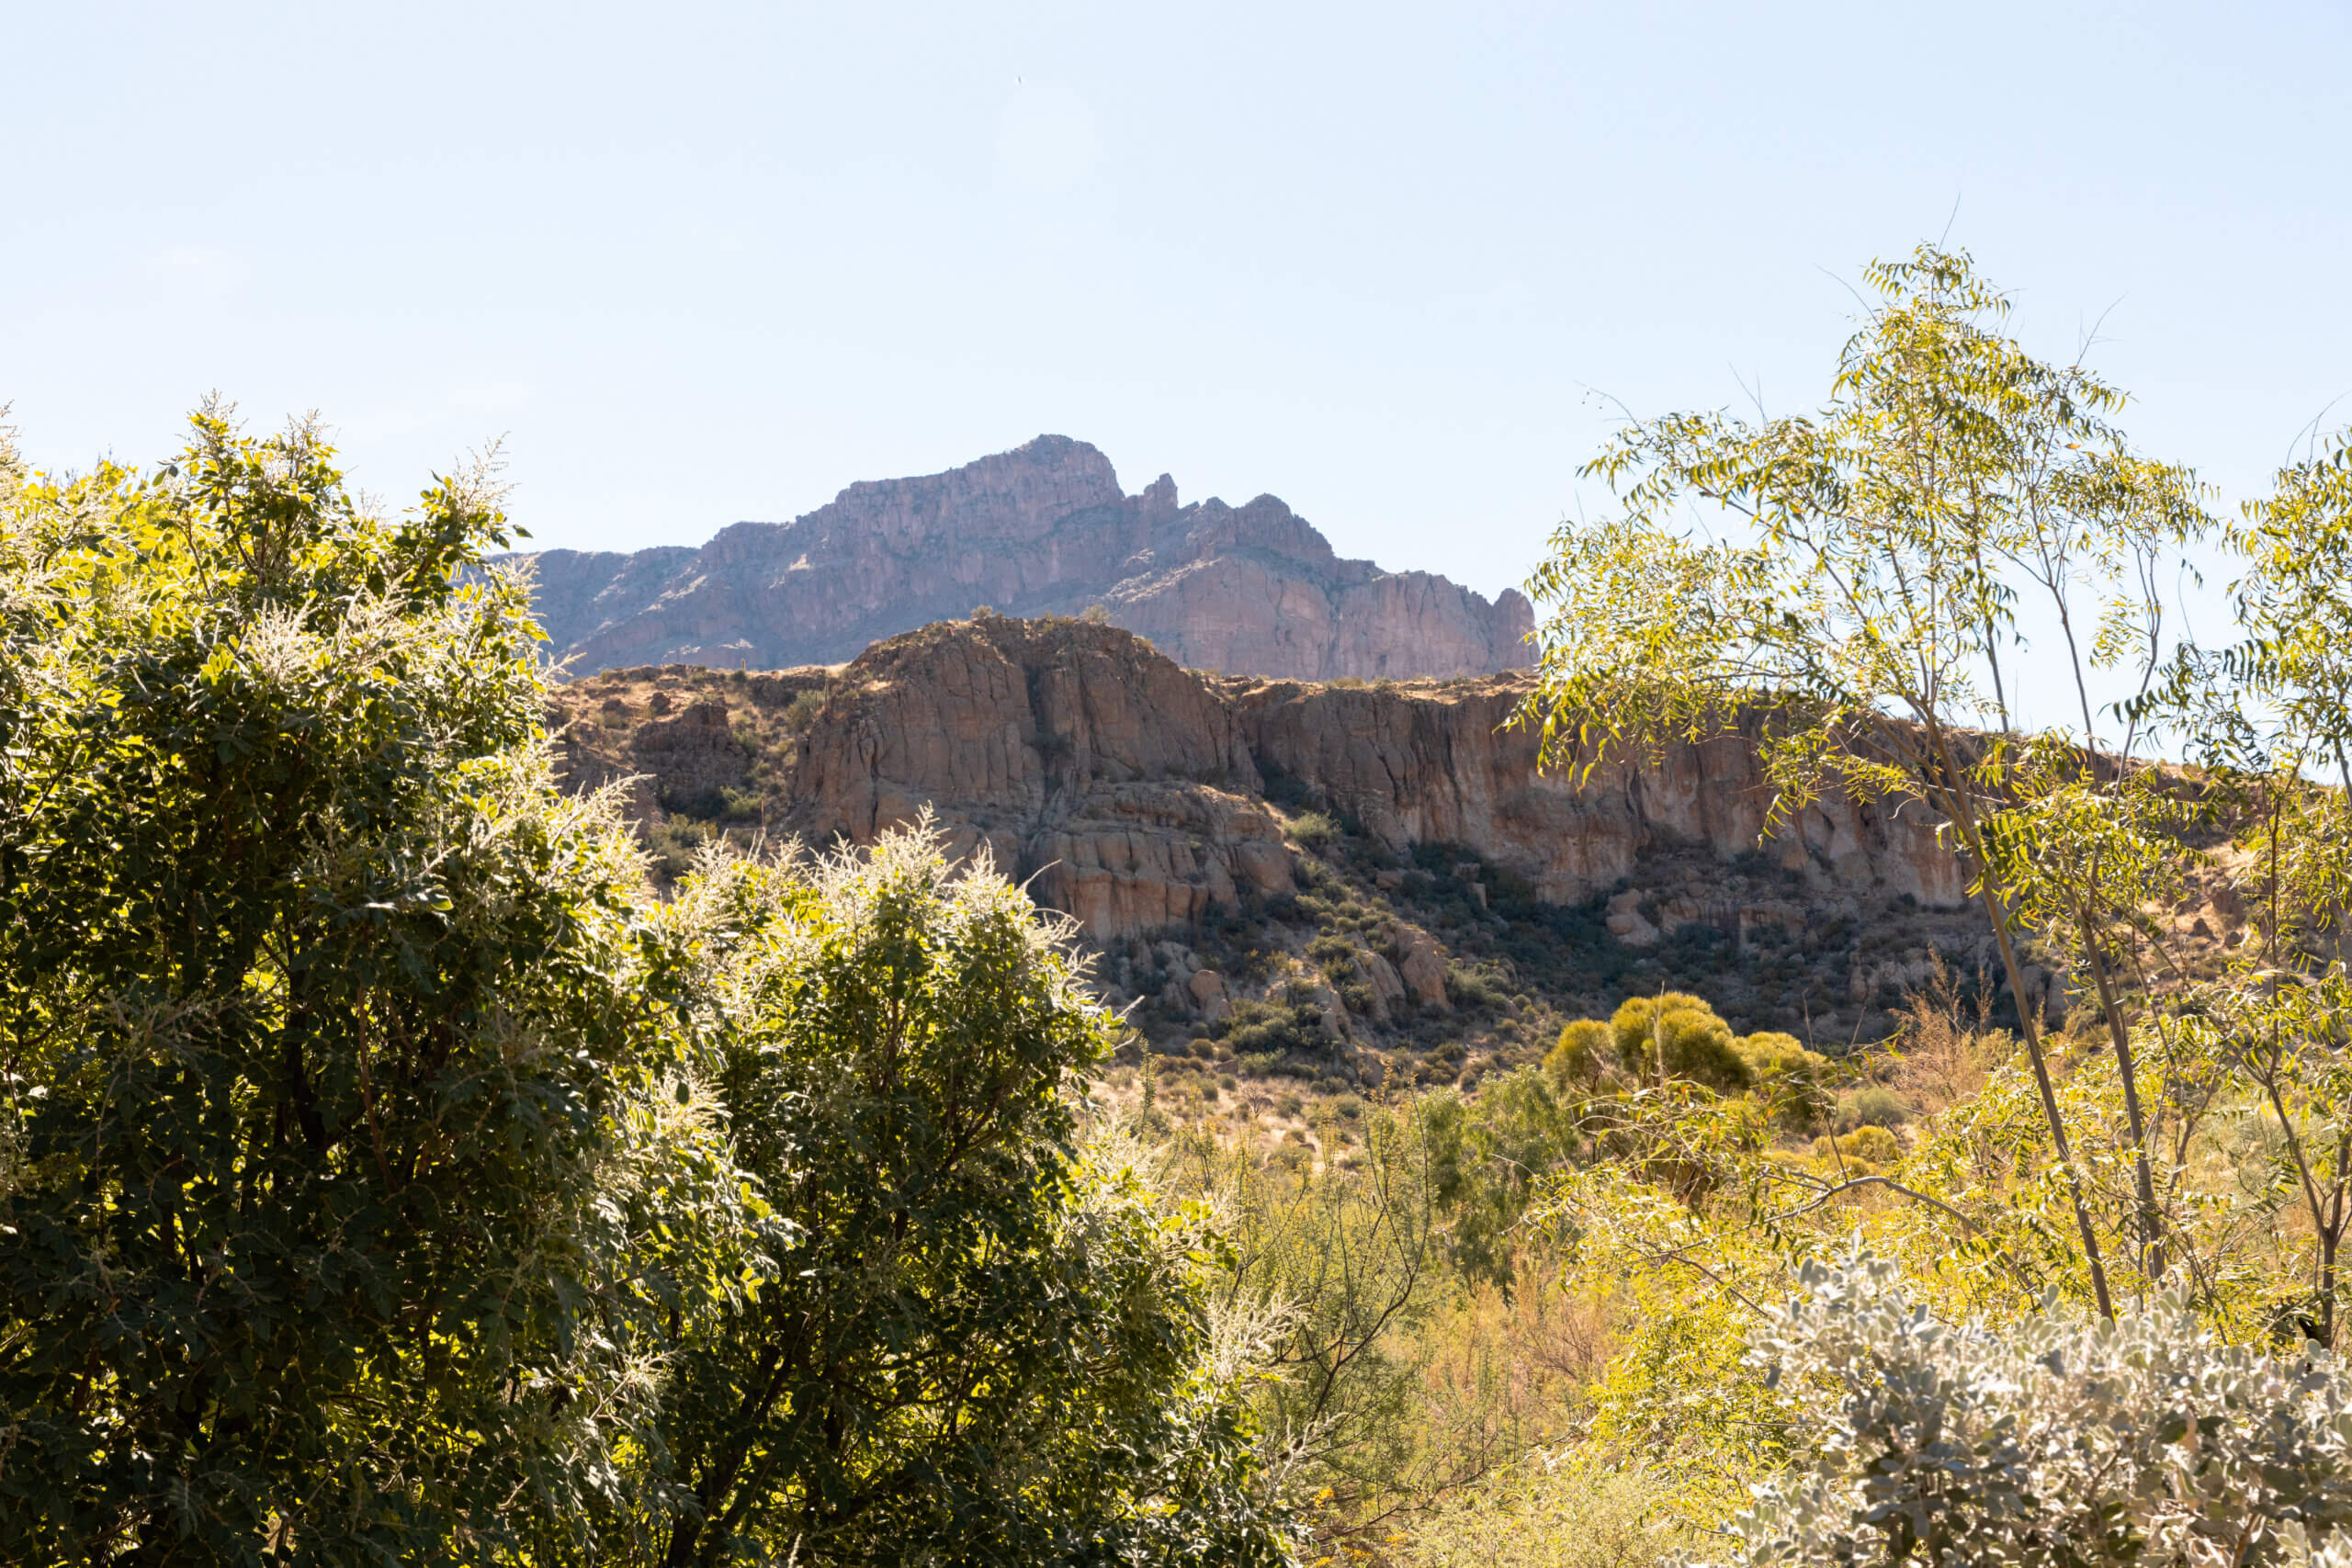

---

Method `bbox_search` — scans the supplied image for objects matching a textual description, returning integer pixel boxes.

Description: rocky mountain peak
[507,437,1532,681]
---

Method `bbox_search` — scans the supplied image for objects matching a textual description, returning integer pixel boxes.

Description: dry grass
[1887,957,2007,1118]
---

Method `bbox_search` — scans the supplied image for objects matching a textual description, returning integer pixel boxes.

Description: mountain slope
[510,435,1533,680]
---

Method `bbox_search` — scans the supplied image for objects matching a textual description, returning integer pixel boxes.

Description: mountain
[507,435,1534,680]
[547,616,2162,1085]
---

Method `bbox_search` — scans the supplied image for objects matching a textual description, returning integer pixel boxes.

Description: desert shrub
[1609,994,1752,1092]
[1734,1030,1818,1086]
[1423,1071,1577,1286]
[1837,1085,1911,1130]
[1736,1030,1831,1128]
[782,687,826,730]
[1587,1280,1795,1516]
[1549,995,1770,1097]
[1889,963,2006,1115]
[1221,998,1328,1062]
[1810,1123,1901,1167]
[1175,1100,1448,1530]
[970,603,998,618]
[1307,931,1358,976]
[1080,603,1112,623]
[1723,1252,2352,1568]
[649,832,1292,1564]
[1545,1019,1618,1089]
[1403,1449,1699,1568]
[645,817,715,879]
[1447,964,1506,1009]
[1289,809,1341,850]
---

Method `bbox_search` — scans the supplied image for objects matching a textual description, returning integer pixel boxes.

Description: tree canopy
[0,407,1285,1566]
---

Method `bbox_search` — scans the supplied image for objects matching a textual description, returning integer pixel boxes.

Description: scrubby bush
[1609,994,1752,1091]
[1836,1084,1910,1130]
[1545,1019,1618,1089]
[1548,995,1794,1100]
[1810,1123,1900,1168]
[1289,809,1341,850]
[717,782,763,821]
[1307,931,1358,976]
[645,816,716,879]
[782,687,826,730]
[1723,1252,2352,1568]
[1220,998,1329,1063]
[1448,963,1508,1009]
[1734,1029,1831,1128]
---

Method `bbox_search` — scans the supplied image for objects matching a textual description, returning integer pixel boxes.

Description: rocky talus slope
[545,616,2188,1089]
[510,436,1533,681]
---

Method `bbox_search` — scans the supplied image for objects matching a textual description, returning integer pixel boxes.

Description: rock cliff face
[551,617,2021,1055]
[761,619,1963,929]
[509,436,1532,681]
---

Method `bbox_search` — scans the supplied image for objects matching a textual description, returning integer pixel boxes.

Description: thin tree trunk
[1922,716,2116,1318]
[2077,908,2165,1282]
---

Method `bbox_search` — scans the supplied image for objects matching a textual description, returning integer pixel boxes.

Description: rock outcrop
[551,616,2015,1050]
[508,436,1532,682]
[742,619,1964,931]
[1227,676,1965,909]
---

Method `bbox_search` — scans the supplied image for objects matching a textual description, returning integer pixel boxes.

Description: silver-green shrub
[1726,1252,2352,1568]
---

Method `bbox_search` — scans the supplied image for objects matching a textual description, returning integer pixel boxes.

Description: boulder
[1392,926,1451,1010]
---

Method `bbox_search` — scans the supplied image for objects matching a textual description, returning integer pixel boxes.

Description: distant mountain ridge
[506,435,1534,680]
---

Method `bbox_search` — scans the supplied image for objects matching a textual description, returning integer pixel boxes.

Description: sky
[6,0,2349,703]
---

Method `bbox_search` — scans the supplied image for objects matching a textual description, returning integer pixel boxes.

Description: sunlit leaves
[0,407,740,1562]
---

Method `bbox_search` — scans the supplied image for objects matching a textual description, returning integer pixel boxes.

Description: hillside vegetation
[12,246,2352,1566]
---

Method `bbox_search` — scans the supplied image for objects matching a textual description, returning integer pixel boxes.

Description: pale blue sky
[6,1,2347,646]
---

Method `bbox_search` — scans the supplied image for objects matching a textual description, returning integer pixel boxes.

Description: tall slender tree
[1517,246,2210,1314]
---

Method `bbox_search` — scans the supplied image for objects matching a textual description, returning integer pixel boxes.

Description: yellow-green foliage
[1812,1123,1902,1168]
[1546,998,1823,1116]
[1735,1029,1830,1128]
[1586,1281,1794,1517]
[1736,1030,1821,1088]
[1400,1447,1701,1568]
[1611,994,1752,1092]
[1546,1019,1616,1087]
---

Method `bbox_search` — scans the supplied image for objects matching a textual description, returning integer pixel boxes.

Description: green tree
[2154,427,2352,1346]
[639,828,1290,1567]
[1516,245,2211,1316]
[0,407,746,1561]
